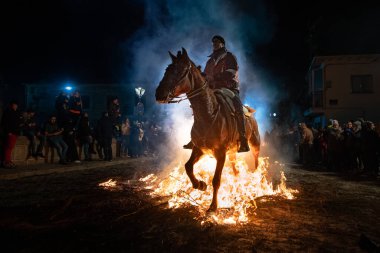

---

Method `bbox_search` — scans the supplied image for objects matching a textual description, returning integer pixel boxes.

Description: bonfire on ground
[139,156,298,225]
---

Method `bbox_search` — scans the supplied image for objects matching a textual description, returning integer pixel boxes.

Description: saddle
[213,88,255,117]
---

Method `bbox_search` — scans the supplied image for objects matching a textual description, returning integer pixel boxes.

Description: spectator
[361,121,379,179]
[129,121,144,158]
[352,121,363,174]
[78,112,93,161]
[120,117,131,157]
[108,96,121,125]
[23,109,45,159]
[299,122,314,166]
[0,100,24,168]
[55,91,70,127]
[343,120,356,171]
[148,123,161,157]
[68,90,82,129]
[62,118,81,163]
[327,120,344,171]
[107,96,121,138]
[97,112,113,161]
[45,115,68,165]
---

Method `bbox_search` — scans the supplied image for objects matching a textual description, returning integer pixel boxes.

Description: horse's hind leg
[249,134,260,169]
[184,147,206,191]
[208,150,226,212]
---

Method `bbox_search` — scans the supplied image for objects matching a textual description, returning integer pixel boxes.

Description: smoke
[125,0,287,167]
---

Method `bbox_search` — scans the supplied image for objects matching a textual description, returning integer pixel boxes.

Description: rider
[183,35,250,152]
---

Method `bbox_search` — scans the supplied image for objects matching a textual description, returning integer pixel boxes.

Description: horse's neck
[188,74,218,125]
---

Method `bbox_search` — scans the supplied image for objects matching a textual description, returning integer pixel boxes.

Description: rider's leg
[232,96,250,152]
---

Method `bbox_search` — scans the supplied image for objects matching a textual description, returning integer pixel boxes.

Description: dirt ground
[0,157,379,252]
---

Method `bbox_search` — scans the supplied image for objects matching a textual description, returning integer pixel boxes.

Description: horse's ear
[168,51,176,62]
[181,48,188,58]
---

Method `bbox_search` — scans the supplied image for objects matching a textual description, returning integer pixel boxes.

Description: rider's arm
[214,53,238,81]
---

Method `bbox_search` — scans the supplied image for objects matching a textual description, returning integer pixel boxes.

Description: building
[305,54,380,127]
[24,83,149,124]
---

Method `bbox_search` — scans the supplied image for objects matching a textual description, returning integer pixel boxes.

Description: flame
[140,156,298,224]
[99,179,117,190]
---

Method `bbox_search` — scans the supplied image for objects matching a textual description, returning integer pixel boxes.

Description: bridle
[167,63,208,103]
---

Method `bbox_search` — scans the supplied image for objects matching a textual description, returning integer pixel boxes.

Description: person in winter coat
[1,100,24,168]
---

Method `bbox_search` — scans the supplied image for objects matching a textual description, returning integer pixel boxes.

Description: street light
[135,87,145,99]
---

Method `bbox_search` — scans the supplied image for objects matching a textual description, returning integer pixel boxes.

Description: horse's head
[156,48,193,103]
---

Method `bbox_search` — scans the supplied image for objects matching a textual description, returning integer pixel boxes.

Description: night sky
[1,0,380,104]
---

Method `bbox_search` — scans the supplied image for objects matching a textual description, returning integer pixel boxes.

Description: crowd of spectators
[265,119,380,179]
[0,91,166,168]
[2,93,378,180]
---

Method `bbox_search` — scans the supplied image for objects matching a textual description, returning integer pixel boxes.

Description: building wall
[324,61,380,122]
[25,84,137,124]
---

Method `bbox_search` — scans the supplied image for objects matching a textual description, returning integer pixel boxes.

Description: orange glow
[140,156,298,225]
[99,179,117,190]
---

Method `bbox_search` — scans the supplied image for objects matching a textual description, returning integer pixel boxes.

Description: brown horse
[155,48,260,212]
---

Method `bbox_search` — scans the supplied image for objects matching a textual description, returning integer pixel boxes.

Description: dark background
[1,0,379,110]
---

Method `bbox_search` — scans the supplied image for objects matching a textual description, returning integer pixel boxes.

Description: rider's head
[212,35,225,51]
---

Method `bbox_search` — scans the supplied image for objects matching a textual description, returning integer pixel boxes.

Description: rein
[166,61,221,145]
[168,64,208,104]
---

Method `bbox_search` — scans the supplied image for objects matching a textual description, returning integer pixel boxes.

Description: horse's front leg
[184,147,206,191]
[208,150,226,212]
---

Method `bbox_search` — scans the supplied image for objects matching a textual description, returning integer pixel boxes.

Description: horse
[155,48,260,212]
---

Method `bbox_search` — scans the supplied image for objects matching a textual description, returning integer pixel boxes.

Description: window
[351,75,373,93]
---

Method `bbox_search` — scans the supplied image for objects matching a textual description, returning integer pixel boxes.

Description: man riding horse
[184,35,250,152]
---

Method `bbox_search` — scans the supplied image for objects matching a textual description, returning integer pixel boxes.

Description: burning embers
[140,156,298,225]
[98,179,118,190]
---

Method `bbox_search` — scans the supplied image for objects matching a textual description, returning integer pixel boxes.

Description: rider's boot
[183,141,194,149]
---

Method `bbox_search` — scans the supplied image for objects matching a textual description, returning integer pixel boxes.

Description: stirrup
[183,141,194,149]
[238,138,250,153]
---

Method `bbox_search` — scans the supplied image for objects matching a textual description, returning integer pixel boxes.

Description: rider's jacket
[204,47,239,92]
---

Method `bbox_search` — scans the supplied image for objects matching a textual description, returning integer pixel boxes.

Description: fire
[99,179,118,190]
[140,156,298,225]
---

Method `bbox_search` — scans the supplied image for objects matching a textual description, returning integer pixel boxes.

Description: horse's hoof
[198,180,207,191]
